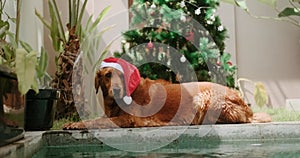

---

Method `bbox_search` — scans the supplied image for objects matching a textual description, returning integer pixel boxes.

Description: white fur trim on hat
[100,62,124,73]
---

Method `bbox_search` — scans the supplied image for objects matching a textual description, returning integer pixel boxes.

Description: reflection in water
[33,139,300,158]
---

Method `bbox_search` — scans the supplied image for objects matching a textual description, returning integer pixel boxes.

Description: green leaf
[20,41,33,52]
[0,21,9,39]
[52,0,66,42]
[6,31,18,48]
[256,0,277,8]
[221,53,231,63]
[77,0,88,29]
[35,9,51,29]
[254,82,268,108]
[89,6,111,34]
[278,7,300,17]
[235,0,249,11]
[85,16,94,33]
[2,45,13,61]
[36,47,48,79]
[48,1,62,52]
[92,40,113,71]
[31,79,39,93]
[15,49,38,94]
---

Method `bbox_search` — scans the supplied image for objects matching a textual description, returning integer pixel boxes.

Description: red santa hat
[100,57,140,104]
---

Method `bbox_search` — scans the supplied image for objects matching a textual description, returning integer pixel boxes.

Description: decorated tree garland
[116,0,236,87]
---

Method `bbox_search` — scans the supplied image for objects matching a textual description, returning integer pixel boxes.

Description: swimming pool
[33,139,300,157]
[2,122,300,158]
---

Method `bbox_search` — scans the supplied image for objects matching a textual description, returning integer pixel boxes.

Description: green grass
[51,118,72,130]
[252,107,300,122]
[51,113,81,130]
[4,111,24,127]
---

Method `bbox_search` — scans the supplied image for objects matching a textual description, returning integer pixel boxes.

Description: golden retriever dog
[63,67,271,130]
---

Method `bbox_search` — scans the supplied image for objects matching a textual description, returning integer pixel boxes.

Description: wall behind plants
[43,0,300,108]
[3,0,43,52]
[44,0,129,75]
[20,1,43,52]
[232,1,300,107]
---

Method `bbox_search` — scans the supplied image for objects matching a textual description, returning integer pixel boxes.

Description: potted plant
[0,0,33,130]
[35,0,112,121]
[0,65,25,146]
[0,0,42,145]
[24,89,60,131]
[0,0,59,132]
[23,46,60,131]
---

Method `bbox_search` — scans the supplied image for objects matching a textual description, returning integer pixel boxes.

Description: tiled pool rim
[1,122,300,158]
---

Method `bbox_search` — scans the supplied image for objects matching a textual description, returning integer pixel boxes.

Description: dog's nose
[112,87,121,96]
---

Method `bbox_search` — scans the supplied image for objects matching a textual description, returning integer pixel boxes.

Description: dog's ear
[95,69,108,96]
[95,70,102,94]
[100,82,108,97]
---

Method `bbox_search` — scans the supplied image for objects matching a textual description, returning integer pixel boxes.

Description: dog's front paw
[62,122,87,130]
[62,118,121,130]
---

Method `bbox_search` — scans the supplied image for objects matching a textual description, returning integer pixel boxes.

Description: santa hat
[100,57,140,104]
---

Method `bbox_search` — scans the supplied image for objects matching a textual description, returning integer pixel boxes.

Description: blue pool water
[32,139,300,158]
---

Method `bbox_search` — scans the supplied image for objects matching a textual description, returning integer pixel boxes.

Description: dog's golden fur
[63,67,270,129]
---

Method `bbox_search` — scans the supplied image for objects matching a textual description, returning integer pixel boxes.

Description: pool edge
[0,131,44,158]
[1,122,300,157]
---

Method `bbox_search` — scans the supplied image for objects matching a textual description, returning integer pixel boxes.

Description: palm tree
[36,0,111,119]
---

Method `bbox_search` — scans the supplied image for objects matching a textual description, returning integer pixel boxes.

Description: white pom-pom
[123,96,132,105]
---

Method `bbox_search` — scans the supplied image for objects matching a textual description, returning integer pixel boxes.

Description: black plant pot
[25,89,59,131]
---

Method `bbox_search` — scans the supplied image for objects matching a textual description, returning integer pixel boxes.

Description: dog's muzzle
[112,87,122,99]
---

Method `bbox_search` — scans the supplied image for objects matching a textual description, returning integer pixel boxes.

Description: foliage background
[116,0,237,87]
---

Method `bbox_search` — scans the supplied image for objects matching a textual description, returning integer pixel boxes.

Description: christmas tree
[116,0,236,87]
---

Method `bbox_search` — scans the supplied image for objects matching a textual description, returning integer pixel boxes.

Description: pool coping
[1,122,300,157]
[0,131,43,158]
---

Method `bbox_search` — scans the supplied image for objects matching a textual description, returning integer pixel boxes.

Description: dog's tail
[251,112,272,123]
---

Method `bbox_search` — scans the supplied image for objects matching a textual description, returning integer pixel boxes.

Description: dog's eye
[105,72,112,78]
